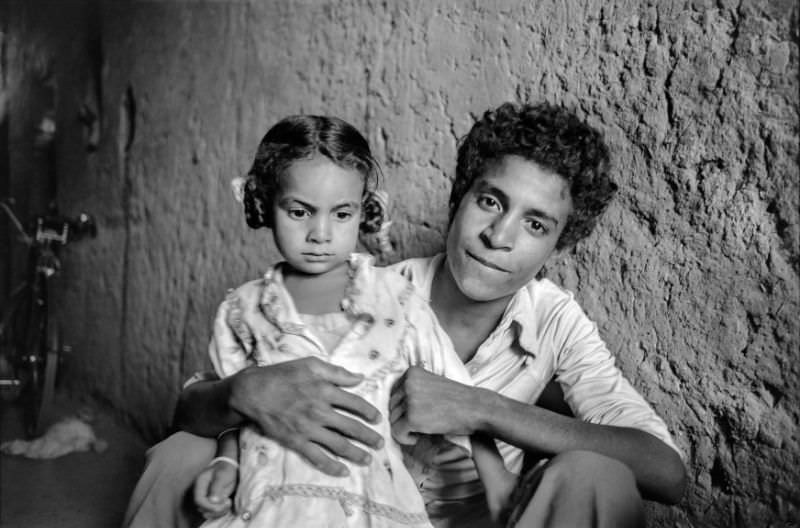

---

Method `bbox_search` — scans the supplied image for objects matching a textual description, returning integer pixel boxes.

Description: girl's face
[271,156,364,276]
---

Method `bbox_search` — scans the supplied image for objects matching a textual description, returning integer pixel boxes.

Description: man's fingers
[326,386,382,426]
[308,358,364,387]
[323,407,384,450]
[389,393,405,424]
[293,439,350,477]
[309,424,377,465]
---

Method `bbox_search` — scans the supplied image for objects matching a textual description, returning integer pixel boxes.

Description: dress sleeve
[547,293,682,457]
[208,290,256,379]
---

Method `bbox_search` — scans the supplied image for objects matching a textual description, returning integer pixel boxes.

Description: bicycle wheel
[0,287,27,403]
[20,289,47,437]
[35,314,60,435]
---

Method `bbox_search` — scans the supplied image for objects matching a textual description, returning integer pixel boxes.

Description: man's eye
[477,195,500,210]
[287,209,309,219]
[524,218,548,235]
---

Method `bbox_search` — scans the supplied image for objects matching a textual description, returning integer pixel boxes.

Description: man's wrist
[470,386,502,434]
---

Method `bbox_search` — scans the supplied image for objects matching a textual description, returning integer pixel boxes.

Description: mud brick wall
[4,1,797,525]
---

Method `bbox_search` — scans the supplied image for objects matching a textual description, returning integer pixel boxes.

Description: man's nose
[307,216,332,243]
[480,214,516,250]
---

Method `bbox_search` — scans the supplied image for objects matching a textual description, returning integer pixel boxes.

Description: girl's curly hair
[242,115,384,235]
[449,102,617,250]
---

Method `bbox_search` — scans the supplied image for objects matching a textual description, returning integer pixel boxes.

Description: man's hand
[389,366,488,438]
[228,357,384,476]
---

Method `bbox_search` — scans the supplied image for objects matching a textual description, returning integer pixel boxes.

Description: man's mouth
[465,250,510,273]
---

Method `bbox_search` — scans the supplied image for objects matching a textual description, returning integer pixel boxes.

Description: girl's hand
[390,366,488,437]
[228,357,384,477]
[194,460,239,520]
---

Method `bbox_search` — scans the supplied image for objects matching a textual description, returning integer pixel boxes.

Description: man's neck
[429,258,513,363]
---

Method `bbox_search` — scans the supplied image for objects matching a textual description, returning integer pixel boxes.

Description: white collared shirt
[389,254,681,501]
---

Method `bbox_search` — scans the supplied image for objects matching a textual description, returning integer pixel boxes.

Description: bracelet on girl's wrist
[209,456,239,469]
[216,427,240,440]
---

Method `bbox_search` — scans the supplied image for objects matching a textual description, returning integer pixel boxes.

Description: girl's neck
[282,263,350,315]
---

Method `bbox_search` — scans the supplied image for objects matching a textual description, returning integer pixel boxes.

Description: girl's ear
[359,190,393,259]
[237,176,272,229]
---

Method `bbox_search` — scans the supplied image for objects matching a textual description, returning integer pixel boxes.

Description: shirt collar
[500,287,539,358]
[260,253,379,331]
[429,252,538,359]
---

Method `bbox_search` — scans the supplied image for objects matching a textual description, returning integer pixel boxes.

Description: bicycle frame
[0,200,93,436]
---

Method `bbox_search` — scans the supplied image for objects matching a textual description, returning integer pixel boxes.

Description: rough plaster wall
[11,0,797,525]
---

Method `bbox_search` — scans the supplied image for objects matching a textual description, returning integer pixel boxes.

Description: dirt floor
[0,392,147,528]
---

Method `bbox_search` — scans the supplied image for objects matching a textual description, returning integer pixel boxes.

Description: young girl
[194,115,515,527]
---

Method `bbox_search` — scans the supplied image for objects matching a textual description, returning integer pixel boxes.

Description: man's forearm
[173,378,245,437]
[476,388,687,504]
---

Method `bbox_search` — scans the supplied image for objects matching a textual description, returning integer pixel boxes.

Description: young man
[124,102,685,528]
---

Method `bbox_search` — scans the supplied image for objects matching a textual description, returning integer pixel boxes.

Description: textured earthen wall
[6,1,798,525]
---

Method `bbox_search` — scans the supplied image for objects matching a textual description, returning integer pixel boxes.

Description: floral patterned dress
[201,254,472,528]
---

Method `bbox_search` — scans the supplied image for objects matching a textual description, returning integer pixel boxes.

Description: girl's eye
[287,208,309,219]
[476,195,501,211]
[335,210,354,221]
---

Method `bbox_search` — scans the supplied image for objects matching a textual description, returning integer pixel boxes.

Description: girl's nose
[479,214,516,250]
[307,216,332,243]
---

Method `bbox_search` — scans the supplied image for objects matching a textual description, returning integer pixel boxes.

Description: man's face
[445,155,573,303]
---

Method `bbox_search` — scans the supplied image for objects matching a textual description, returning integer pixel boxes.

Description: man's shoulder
[523,276,578,309]
[387,254,439,290]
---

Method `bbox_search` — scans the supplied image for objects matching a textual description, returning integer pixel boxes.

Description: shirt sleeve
[545,292,682,457]
[405,291,473,455]
[208,290,257,379]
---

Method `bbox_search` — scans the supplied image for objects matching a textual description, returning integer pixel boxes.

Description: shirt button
[369,349,380,360]
[385,318,395,327]
[241,511,252,521]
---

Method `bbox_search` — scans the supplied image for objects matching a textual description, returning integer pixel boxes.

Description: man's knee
[123,432,217,528]
[511,450,644,528]
[546,449,637,487]
[145,431,217,470]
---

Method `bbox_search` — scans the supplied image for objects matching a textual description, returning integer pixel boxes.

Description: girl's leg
[123,432,216,528]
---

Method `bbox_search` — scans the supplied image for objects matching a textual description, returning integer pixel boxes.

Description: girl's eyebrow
[278,196,360,210]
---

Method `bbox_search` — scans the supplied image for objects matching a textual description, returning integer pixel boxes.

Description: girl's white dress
[202,254,472,528]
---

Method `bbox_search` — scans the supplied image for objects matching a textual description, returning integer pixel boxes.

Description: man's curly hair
[449,102,617,250]
[242,115,382,233]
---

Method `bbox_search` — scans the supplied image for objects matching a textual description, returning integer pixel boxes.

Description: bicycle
[0,198,96,437]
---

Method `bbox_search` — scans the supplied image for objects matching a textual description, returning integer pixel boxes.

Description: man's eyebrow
[474,181,510,208]
[474,180,560,226]
[525,207,560,227]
